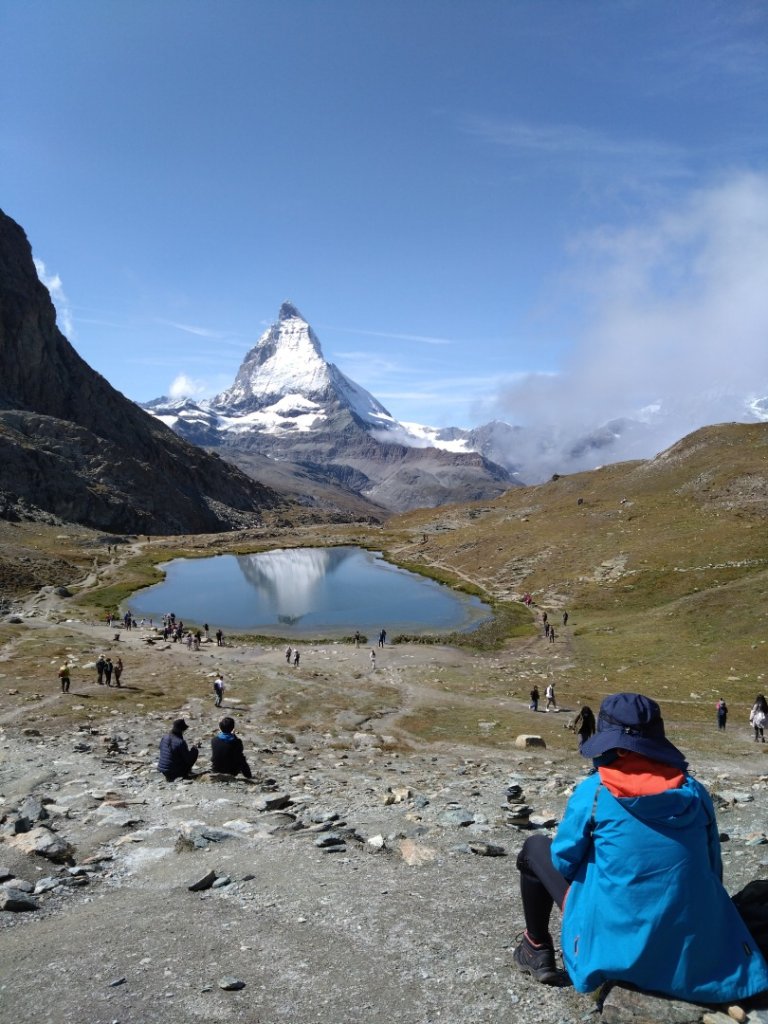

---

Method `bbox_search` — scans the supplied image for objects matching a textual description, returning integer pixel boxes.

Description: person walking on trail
[211,716,252,779]
[370,649,376,670]
[285,645,292,664]
[378,629,387,648]
[157,719,198,782]
[104,657,113,686]
[114,657,123,687]
[293,648,300,668]
[215,628,223,647]
[562,611,569,626]
[96,655,106,685]
[512,692,768,1001]
[58,663,71,693]
[750,695,768,743]
[213,674,224,707]
[716,698,728,731]
[572,706,596,751]
[545,683,557,711]
[355,631,361,648]
[548,627,556,644]
[529,685,540,712]
[544,622,550,639]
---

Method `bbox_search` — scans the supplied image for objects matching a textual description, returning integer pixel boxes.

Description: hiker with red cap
[513,692,768,1001]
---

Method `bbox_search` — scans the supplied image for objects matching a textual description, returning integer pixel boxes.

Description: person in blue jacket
[513,692,768,1002]
[157,718,199,782]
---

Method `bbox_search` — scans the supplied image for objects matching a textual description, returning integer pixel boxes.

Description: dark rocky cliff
[0,209,284,533]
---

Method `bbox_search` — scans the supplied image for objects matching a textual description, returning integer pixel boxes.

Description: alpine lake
[126,546,491,638]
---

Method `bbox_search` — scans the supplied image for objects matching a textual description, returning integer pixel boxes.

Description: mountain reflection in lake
[126,546,491,636]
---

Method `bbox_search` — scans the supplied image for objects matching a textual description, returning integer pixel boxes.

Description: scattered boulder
[515,735,546,749]
[0,888,39,912]
[6,826,74,863]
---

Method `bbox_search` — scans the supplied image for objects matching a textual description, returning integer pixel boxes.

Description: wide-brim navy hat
[580,692,688,769]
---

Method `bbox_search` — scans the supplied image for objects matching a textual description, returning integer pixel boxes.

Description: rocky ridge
[0,208,285,533]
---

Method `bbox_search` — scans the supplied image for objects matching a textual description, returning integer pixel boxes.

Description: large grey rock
[6,826,74,862]
[0,888,39,912]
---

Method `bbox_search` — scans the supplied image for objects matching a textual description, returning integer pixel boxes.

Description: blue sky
[2,0,767,435]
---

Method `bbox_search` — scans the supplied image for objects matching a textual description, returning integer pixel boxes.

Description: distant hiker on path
[213,674,224,707]
[58,663,70,693]
[370,649,376,670]
[716,698,728,731]
[573,706,596,750]
[285,645,292,664]
[354,631,361,648]
[157,719,198,782]
[529,685,540,712]
[104,658,113,686]
[114,657,123,687]
[96,655,106,685]
[549,627,556,644]
[545,683,557,711]
[210,716,252,779]
[562,611,569,626]
[750,695,768,743]
[512,692,768,1000]
[378,629,387,648]
[215,628,223,647]
[293,648,300,667]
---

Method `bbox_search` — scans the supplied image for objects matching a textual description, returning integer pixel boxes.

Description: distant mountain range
[145,301,768,509]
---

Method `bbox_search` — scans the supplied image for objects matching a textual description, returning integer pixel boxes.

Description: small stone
[218,977,245,991]
[529,813,558,828]
[314,832,345,848]
[108,977,127,988]
[515,735,546,749]
[398,839,437,866]
[468,842,506,857]
[254,793,292,812]
[367,834,386,851]
[212,875,232,888]
[188,871,217,892]
[2,877,34,892]
[727,1006,747,1023]
[437,807,475,827]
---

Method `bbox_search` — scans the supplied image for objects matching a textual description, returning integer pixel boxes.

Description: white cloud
[33,258,74,338]
[168,373,209,400]
[492,171,768,473]
[157,319,229,339]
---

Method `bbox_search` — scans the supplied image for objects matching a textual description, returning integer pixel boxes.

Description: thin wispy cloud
[156,319,231,339]
[326,325,454,345]
[168,373,209,400]
[461,115,691,182]
[33,258,74,338]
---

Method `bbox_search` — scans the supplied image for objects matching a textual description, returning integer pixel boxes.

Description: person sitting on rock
[512,692,768,1002]
[210,717,252,779]
[157,719,199,782]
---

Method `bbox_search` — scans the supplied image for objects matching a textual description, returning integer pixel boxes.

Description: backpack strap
[588,781,602,833]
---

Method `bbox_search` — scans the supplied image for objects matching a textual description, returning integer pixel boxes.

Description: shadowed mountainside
[0,209,285,533]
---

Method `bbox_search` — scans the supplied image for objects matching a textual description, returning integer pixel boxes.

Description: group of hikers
[157,715,251,782]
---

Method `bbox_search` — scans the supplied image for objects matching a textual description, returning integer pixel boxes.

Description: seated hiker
[513,691,768,1002]
[157,718,199,782]
[210,716,252,779]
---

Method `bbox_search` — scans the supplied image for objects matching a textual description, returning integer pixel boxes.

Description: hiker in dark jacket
[210,717,252,778]
[157,719,199,781]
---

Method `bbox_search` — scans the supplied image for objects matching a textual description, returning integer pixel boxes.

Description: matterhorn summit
[143,302,512,514]
[211,301,396,433]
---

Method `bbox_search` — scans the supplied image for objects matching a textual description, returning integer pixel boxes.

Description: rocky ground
[3,581,768,1024]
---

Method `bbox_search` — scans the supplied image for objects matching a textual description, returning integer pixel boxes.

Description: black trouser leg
[516,834,568,945]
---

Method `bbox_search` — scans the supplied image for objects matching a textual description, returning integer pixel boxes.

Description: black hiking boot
[512,932,564,985]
